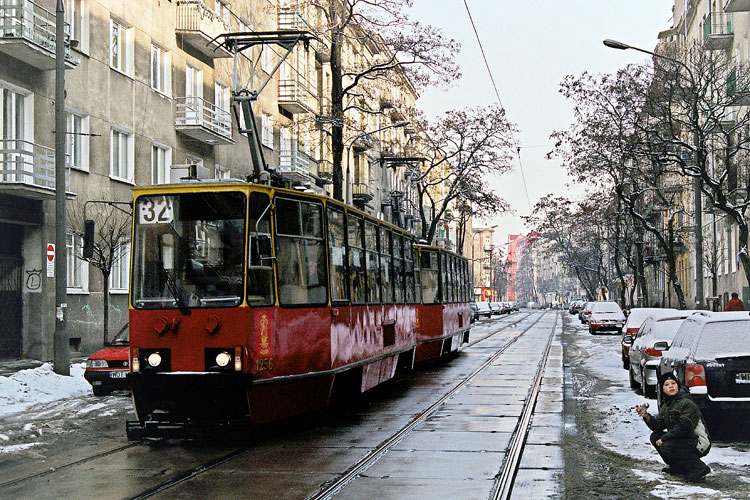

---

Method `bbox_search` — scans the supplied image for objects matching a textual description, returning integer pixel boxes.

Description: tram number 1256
[256,357,273,372]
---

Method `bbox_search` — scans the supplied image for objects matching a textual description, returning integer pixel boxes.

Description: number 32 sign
[138,197,174,225]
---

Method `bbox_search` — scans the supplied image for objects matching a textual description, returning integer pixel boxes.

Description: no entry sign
[46,243,55,278]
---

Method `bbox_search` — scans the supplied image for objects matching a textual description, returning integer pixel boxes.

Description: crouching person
[636,373,711,482]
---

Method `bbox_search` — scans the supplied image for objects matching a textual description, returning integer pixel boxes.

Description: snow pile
[0,362,90,418]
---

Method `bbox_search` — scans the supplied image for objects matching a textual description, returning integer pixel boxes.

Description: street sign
[46,243,55,278]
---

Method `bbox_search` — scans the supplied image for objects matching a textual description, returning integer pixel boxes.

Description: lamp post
[603,38,704,309]
[344,120,409,205]
[471,225,497,300]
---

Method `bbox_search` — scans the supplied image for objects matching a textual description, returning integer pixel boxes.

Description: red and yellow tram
[125,181,471,439]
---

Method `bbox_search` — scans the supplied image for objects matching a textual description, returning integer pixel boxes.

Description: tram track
[306,311,552,500]
[0,311,548,500]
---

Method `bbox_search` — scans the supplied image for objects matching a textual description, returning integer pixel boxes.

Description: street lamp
[603,38,704,309]
[344,120,410,205]
[471,225,497,300]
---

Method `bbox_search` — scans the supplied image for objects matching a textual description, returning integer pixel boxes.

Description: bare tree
[411,105,515,244]
[67,201,132,346]
[302,0,460,201]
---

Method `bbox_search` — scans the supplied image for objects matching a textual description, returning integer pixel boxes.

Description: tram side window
[405,239,415,304]
[380,227,393,303]
[412,245,421,304]
[440,253,449,303]
[393,234,404,304]
[348,215,366,304]
[247,192,274,306]
[275,197,327,306]
[327,207,348,302]
[365,221,380,304]
[460,259,467,302]
[421,250,440,304]
[452,256,459,303]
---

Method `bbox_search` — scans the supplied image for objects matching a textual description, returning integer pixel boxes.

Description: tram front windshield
[132,192,246,309]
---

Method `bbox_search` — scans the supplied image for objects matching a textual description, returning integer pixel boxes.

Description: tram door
[327,207,351,338]
[0,223,22,357]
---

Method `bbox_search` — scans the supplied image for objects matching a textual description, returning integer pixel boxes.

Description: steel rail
[0,442,140,489]
[306,312,548,500]
[489,312,559,500]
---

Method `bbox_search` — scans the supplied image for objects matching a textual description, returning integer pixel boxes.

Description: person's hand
[655,439,663,446]
[636,405,648,417]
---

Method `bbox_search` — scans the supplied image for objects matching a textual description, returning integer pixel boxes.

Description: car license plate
[736,372,750,384]
[110,371,127,379]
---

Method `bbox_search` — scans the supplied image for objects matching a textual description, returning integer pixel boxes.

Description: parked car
[620,307,678,369]
[476,301,492,318]
[657,311,750,430]
[469,302,480,323]
[579,302,594,324]
[511,301,520,312]
[569,300,582,315]
[84,323,130,396]
[489,302,502,315]
[628,311,694,398]
[588,302,625,334]
[502,301,513,314]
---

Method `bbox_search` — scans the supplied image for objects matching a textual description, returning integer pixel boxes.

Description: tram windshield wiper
[159,265,191,315]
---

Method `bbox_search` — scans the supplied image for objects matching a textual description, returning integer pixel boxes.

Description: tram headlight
[147,352,163,368]
[215,351,232,368]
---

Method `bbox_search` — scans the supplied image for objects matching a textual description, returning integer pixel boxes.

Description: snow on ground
[0,362,90,418]
[568,320,750,490]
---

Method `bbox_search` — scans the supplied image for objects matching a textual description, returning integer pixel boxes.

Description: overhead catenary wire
[461,0,532,213]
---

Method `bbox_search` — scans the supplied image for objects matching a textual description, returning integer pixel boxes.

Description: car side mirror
[623,336,633,345]
[654,341,669,351]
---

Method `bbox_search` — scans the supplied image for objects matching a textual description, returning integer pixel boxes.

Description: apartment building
[0,0,430,360]
[657,0,750,309]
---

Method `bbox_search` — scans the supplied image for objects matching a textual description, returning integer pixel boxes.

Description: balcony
[0,140,71,199]
[724,0,750,12]
[317,159,333,180]
[175,0,232,59]
[0,0,79,70]
[279,78,318,114]
[352,182,373,207]
[175,96,235,145]
[703,12,733,50]
[278,149,318,180]
[278,7,310,31]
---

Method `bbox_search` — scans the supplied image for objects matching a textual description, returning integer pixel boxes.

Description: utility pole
[53,0,69,376]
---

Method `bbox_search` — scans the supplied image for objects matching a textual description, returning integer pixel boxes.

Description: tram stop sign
[46,243,55,278]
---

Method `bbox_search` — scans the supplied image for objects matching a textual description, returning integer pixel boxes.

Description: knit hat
[658,372,679,389]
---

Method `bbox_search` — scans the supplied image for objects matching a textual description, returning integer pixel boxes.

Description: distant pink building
[506,234,522,301]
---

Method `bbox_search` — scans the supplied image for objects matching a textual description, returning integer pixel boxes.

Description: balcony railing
[703,12,733,50]
[279,78,318,114]
[278,7,310,30]
[0,0,78,70]
[279,149,318,171]
[175,96,235,145]
[0,140,70,198]
[175,0,232,58]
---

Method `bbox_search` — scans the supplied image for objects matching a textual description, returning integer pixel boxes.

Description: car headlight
[86,359,108,368]
[215,351,232,367]
[147,352,163,368]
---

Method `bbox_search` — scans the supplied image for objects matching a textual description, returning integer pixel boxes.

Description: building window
[109,243,130,292]
[65,111,89,171]
[65,0,86,48]
[110,128,134,182]
[150,44,171,96]
[215,164,230,179]
[110,19,134,76]
[151,144,171,184]
[215,81,231,129]
[239,18,251,33]
[66,232,88,292]
[261,45,273,74]
[215,0,230,26]
[261,113,274,148]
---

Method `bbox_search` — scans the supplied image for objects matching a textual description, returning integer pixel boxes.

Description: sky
[407,0,676,248]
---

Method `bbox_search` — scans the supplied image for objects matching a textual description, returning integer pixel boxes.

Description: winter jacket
[645,387,705,446]
[726,297,744,311]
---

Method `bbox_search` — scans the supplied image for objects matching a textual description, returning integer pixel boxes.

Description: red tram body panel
[124,183,469,438]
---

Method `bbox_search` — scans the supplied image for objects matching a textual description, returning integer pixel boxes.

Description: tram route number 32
[139,197,174,225]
